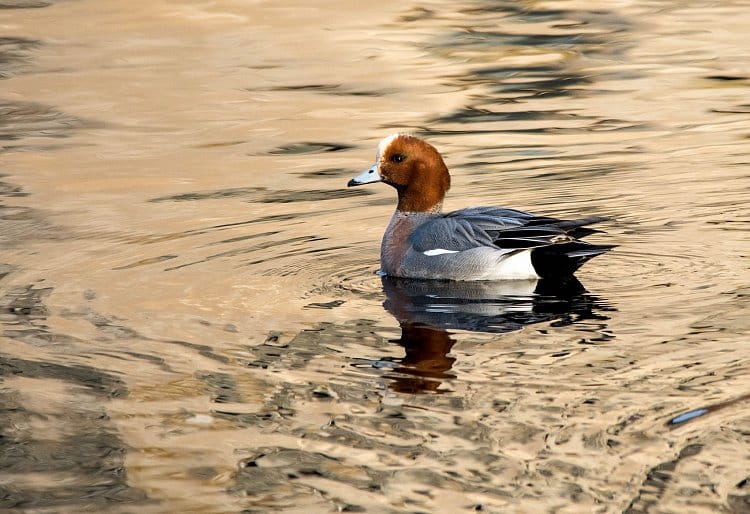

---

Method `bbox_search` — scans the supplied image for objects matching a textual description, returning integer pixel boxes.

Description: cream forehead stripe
[376,133,405,160]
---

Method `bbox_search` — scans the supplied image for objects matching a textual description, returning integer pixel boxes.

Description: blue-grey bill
[348,165,381,187]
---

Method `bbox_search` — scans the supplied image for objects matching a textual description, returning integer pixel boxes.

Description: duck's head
[348,134,451,212]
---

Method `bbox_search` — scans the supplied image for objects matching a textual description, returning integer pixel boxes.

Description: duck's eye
[390,153,406,163]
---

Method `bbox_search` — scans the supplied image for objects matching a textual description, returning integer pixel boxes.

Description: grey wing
[411,207,611,252]
[409,207,537,253]
[446,206,535,220]
[444,206,535,231]
[408,216,499,253]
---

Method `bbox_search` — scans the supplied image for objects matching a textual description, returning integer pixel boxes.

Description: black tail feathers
[531,242,616,278]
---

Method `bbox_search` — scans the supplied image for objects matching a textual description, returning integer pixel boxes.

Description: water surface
[1,0,749,512]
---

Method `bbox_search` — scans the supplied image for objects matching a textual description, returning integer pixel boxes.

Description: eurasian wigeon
[348,134,614,280]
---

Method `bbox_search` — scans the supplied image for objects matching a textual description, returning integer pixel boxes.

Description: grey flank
[394,206,613,280]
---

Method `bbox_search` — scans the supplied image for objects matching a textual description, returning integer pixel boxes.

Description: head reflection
[379,276,605,394]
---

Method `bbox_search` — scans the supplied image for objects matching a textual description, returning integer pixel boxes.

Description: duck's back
[382,206,613,280]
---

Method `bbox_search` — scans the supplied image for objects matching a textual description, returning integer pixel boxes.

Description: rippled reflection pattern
[375,276,611,393]
[1,0,749,512]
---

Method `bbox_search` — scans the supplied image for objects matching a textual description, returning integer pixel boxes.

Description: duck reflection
[379,276,607,394]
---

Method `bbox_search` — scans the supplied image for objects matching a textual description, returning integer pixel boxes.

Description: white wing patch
[423,248,460,256]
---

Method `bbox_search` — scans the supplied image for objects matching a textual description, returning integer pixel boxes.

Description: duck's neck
[380,209,441,276]
[396,185,445,213]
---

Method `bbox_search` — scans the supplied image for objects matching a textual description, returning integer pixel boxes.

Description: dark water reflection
[379,276,611,393]
[0,283,147,511]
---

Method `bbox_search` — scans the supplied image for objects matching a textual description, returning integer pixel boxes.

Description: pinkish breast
[380,212,415,276]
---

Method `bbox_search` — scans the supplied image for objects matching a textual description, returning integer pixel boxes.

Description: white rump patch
[493,250,539,279]
[423,248,460,256]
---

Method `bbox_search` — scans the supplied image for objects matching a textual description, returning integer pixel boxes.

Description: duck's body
[348,134,613,281]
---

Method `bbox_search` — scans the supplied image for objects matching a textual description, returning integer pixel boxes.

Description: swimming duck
[347,134,614,280]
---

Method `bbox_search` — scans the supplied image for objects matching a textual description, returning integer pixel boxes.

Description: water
[1,0,749,512]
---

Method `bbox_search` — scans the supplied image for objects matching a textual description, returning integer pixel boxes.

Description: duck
[347,133,614,281]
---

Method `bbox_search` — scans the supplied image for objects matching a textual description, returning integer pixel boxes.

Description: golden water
[1,0,749,512]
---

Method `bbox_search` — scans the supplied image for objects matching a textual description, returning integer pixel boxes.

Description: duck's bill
[347,165,381,187]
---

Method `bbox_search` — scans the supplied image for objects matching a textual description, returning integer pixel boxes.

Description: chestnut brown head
[348,134,451,212]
